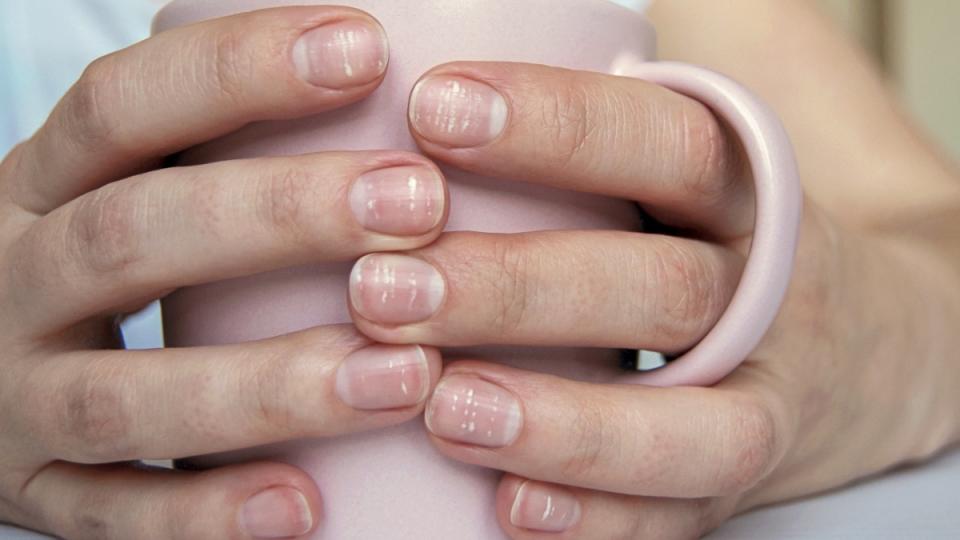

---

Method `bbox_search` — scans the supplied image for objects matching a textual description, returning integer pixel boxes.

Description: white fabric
[610,0,652,11]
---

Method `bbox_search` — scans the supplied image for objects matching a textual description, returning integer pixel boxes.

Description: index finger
[3,6,389,215]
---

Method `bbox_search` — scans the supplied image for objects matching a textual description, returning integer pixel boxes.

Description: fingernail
[293,19,388,88]
[425,375,522,447]
[240,487,313,538]
[349,166,445,236]
[336,345,430,409]
[409,75,508,147]
[349,254,445,325]
[510,481,582,533]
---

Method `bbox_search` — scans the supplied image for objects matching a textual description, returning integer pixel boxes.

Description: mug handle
[611,59,804,387]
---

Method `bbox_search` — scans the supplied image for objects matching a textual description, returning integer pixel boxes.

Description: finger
[422,362,787,498]
[495,475,726,540]
[348,230,742,354]
[15,461,321,540]
[9,151,446,335]
[6,325,441,464]
[5,6,390,214]
[407,62,753,237]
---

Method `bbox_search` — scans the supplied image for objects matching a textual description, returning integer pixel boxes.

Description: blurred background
[817,0,959,160]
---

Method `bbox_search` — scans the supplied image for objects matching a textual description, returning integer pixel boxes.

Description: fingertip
[498,475,586,540]
[348,162,448,238]
[334,344,440,412]
[290,10,389,91]
[208,462,323,539]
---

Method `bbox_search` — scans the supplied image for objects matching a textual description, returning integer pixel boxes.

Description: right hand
[0,7,448,539]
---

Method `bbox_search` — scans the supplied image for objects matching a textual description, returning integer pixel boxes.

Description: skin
[356,0,960,537]
[0,7,448,539]
[1,1,958,539]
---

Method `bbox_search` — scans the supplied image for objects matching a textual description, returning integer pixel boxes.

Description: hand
[0,7,449,539]
[347,11,960,540]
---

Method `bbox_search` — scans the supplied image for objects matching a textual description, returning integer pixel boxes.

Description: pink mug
[153,0,802,538]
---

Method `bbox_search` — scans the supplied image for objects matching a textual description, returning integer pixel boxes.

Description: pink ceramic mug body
[154,0,801,538]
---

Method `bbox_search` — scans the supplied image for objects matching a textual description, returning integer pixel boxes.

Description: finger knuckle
[68,491,116,540]
[64,55,126,154]
[4,229,55,314]
[677,102,739,208]
[156,485,208,540]
[242,349,302,435]
[717,395,779,493]
[67,186,146,279]
[56,365,137,462]
[645,240,724,344]
[3,363,46,443]
[257,165,330,248]
[182,168,229,240]
[485,237,533,336]
[207,28,259,106]
[539,83,597,168]
[559,398,612,481]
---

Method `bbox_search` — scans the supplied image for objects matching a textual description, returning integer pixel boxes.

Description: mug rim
[152,0,654,35]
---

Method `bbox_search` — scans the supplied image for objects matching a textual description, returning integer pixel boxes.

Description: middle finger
[8,151,447,336]
[348,230,742,354]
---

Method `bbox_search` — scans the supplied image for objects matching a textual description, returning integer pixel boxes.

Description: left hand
[347,60,960,538]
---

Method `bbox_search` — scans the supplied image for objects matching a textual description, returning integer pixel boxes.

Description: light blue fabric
[0,0,156,155]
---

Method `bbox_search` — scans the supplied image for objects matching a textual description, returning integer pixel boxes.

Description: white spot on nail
[541,495,554,522]
[408,175,418,211]
[340,29,357,78]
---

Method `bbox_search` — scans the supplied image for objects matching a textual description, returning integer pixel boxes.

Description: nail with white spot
[510,481,581,533]
[293,18,389,89]
[349,254,446,325]
[409,75,509,147]
[426,375,522,448]
[350,165,445,236]
[335,345,430,410]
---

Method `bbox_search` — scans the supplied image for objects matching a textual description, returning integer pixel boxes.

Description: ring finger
[6,325,441,466]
